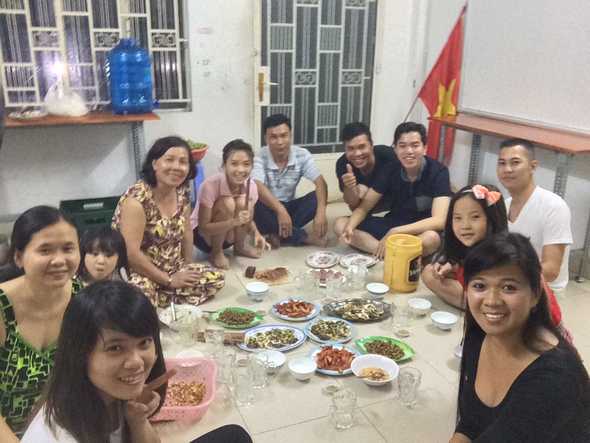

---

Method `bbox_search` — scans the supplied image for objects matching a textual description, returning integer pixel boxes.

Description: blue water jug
[107,38,153,114]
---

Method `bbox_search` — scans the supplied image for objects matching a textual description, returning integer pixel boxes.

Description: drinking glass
[392,305,411,338]
[398,367,422,408]
[173,310,198,345]
[249,353,269,389]
[329,388,357,430]
[346,264,368,291]
[231,364,255,406]
[204,327,225,358]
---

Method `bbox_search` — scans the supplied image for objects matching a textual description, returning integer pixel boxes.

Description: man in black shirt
[333,123,397,239]
[340,122,451,258]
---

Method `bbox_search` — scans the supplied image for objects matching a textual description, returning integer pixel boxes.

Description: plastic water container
[383,234,422,293]
[107,38,153,114]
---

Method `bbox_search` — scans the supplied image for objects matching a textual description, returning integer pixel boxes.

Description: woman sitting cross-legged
[113,136,223,307]
[0,206,81,441]
[191,139,268,269]
[450,232,589,443]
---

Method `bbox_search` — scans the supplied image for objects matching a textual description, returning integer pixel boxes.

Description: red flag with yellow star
[418,6,465,163]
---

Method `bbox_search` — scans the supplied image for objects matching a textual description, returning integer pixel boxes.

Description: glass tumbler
[398,366,422,408]
[392,305,411,338]
[249,353,269,389]
[329,388,357,430]
[231,364,255,406]
[204,327,225,358]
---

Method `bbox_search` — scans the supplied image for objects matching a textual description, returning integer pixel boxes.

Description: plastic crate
[59,196,120,233]
[151,357,217,422]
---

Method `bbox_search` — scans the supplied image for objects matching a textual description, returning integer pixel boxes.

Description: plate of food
[354,336,415,363]
[271,299,321,322]
[244,266,290,285]
[8,109,48,120]
[307,268,346,288]
[322,298,392,322]
[304,317,354,344]
[305,251,339,269]
[339,253,378,269]
[210,307,263,329]
[237,324,306,352]
[310,344,360,376]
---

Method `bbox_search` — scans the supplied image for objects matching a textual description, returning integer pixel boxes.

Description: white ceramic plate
[271,299,321,322]
[339,253,378,268]
[304,316,354,344]
[237,324,306,352]
[305,250,339,269]
[310,344,360,376]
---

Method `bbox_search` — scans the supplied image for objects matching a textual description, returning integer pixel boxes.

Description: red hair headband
[471,185,501,206]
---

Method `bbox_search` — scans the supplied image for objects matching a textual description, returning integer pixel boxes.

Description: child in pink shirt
[191,139,267,269]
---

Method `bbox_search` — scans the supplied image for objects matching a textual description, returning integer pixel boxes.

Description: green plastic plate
[211,307,263,329]
[355,336,415,363]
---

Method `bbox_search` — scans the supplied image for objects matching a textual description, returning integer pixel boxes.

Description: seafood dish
[323,298,391,322]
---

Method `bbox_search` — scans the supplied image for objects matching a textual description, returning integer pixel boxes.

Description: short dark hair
[222,139,254,165]
[499,138,535,160]
[438,184,507,264]
[341,122,373,145]
[44,280,167,443]
[141,136,196,187]
[463,232,559,352]
[0,206,78,282]
[78,226,129,281]
[263,113,291,132]
[393,122,427,145]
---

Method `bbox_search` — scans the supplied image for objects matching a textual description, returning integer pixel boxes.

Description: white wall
[1,0,588,249]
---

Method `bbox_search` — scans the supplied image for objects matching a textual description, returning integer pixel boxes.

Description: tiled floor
[156,204,590,443]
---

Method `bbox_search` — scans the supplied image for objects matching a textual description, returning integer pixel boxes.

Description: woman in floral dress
[113,136,224,307]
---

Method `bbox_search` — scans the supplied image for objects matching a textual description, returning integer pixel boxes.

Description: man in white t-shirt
[497,138,573,290]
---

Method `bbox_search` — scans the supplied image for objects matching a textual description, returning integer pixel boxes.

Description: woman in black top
[451,233,589,443]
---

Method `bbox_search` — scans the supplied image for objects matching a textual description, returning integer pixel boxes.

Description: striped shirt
[252,145,320,202]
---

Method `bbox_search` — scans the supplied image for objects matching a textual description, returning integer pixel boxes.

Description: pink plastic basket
[151,357,217,422]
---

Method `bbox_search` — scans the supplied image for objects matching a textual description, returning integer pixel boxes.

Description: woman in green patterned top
[0,206,80,440]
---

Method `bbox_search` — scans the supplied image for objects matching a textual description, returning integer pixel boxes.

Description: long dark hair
[78,226,129,281]
[43,281,166,443]
[141,136,196,187]
[463,232,559,352]
[437,184,507,265]
[458,233,590,435]
[0,206,78,282]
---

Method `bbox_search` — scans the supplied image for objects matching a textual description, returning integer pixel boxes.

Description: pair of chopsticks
[244,177,251,211]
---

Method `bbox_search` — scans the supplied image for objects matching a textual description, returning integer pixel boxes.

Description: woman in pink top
[192,139,268,269]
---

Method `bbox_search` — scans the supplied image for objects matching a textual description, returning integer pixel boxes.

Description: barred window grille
[0,0,190,111]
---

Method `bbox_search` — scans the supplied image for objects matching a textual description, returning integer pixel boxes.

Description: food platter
[355,336,415,363]
[305,250,339,269]
[322,298,391,322]
[304,316,354,344]
[244,266,290,285]
[310,344,360,376]
[237,324,306,352]
[271,299,321,322]
[210,307,263,329]
[338,253,378,269]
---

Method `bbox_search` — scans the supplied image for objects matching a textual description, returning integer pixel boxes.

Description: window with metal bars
[0,0,190,111]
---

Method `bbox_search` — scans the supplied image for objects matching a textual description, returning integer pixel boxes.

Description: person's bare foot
[234,244,262,259]
[304,233,328,247]
[210,251,230,269]
[266,234,281,250]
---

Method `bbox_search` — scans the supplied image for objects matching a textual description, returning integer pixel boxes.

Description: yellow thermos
[383,234,422,292]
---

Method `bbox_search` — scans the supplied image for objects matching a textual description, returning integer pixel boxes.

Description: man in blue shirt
[340,122,451,258]
[252,114,328,247]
